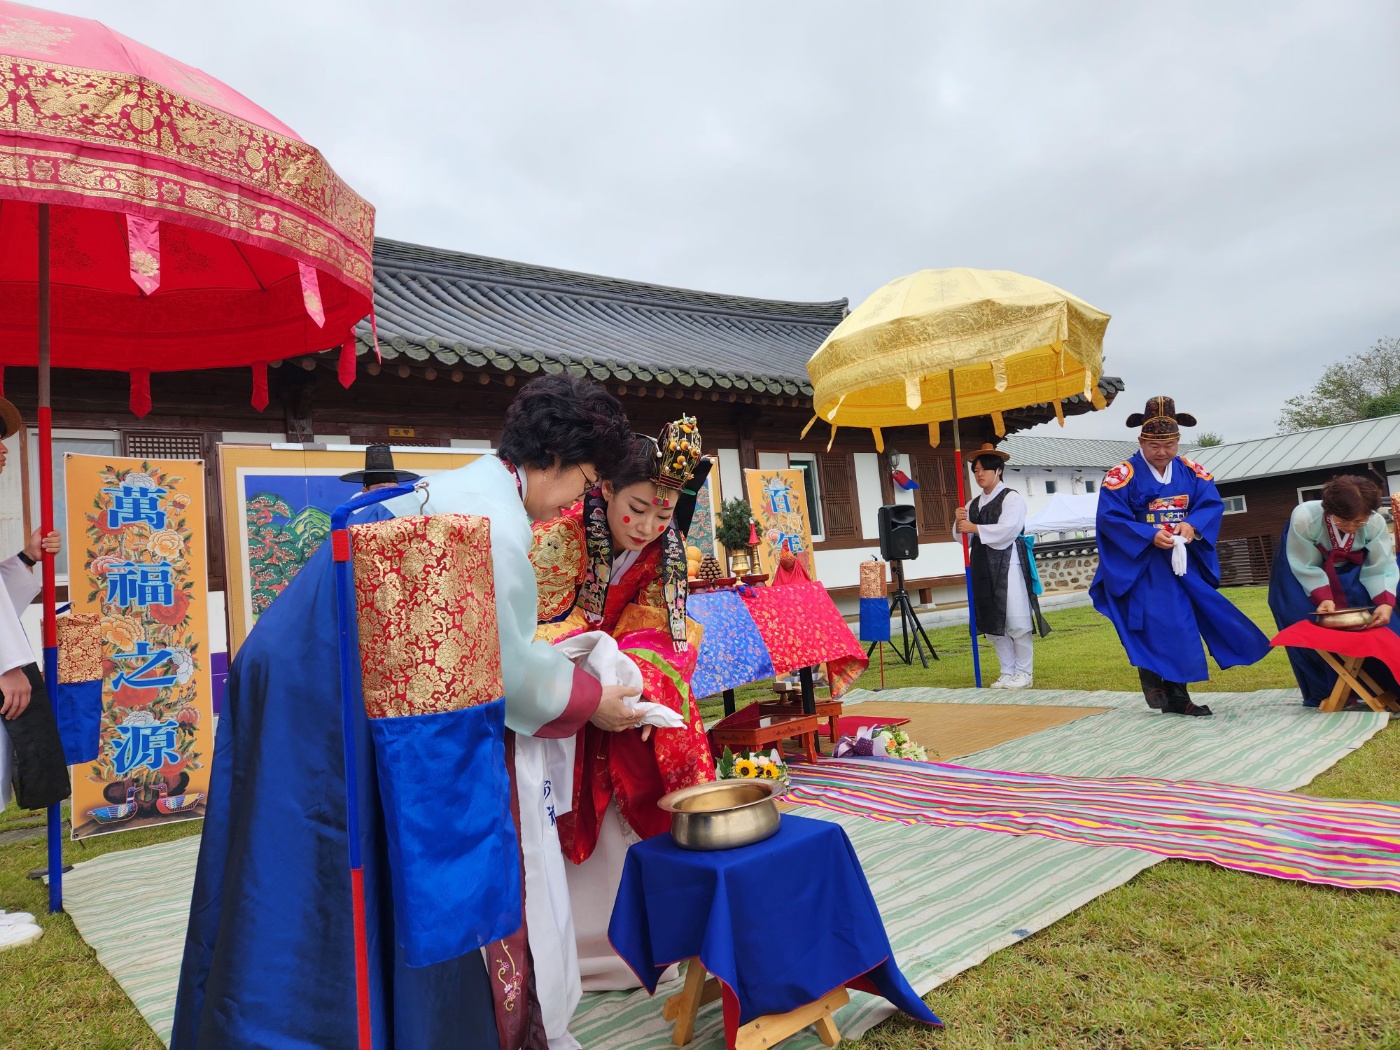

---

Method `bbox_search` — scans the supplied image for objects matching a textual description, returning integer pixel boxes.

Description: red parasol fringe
[129,369,151,417]
[251,362,269,412]
[339,336,356,389]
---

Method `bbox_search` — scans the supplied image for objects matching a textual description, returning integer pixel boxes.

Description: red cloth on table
[1270,620,1400,679]
[740,581,867,698]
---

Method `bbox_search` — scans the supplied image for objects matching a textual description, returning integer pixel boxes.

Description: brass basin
[1313,607,1374,630]
[659,779,781,851]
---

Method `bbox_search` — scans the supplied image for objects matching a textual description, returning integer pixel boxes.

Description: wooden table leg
[1353,666,1400,712]
[668,957,709,1046]
[735,987,849,1050]
[1317,650,1361,711]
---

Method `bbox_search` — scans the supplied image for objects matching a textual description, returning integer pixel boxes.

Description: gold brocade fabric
[56,613,102,683]
[351,515,503,719]
[859,561,887,599]
[806,268,1111,439]
[530,514,587,621]
[615,603,704,651]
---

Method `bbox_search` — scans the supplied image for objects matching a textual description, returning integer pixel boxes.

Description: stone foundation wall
[1034,544,1099,593]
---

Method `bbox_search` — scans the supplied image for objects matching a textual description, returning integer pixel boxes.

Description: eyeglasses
[576,465,598,496]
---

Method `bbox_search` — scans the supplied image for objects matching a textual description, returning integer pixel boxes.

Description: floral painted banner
[65,455,214,839]
[687,466,718,559]
[744,468,817,581]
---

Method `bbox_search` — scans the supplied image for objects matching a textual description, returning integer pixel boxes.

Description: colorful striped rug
[788,758,1400,894]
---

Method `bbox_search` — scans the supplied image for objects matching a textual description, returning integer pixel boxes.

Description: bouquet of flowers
[717,746,788,786]
[833,724,933,763]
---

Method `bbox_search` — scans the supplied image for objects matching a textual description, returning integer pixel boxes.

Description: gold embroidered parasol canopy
[806,268,1111,449]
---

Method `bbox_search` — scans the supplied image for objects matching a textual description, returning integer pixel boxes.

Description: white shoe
[988,675,1011,689]
[0,923,42,950]
[0,911,36,926]
[1005,673,1033,690]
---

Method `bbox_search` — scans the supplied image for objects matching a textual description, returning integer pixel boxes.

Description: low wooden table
[760,700,843,745]
[711,713,820,763]
[664,957,847,1049]
[1316,651,1400,713]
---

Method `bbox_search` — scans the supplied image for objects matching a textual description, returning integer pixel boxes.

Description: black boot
[1163,679,1212,716]
[1138,668,1168,710]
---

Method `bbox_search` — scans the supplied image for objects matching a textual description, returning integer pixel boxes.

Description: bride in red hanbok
[531,416,716,990]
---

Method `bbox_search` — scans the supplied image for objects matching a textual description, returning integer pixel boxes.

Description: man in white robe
[954,444,1050,688]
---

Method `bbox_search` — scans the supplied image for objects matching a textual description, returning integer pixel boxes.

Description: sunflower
[760,762,781,780]
[732,757,758,779]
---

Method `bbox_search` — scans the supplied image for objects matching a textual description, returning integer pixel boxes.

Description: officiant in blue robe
[1090,397,1270,717]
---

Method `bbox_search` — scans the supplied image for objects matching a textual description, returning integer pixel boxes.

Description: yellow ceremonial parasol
[806,268,1111,685]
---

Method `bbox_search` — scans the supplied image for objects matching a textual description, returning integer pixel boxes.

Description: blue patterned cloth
[688,589,775,698]
[858,597,890,642]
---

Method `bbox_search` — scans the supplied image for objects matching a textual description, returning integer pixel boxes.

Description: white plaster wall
[1004,465,1107,515]
[0,433,23,556]
[853,452,883,541]
[716,448,743,507]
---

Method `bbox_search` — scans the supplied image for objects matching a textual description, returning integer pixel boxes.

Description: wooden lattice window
[124,432,204,460]
[911,453,958,538]
[816,452,859,540]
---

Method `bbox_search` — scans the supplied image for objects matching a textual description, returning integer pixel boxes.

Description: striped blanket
[787,758,1400,894]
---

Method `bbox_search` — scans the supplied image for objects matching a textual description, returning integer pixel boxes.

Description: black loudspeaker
[877,504,919,561]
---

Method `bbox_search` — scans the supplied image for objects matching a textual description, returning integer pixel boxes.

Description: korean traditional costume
[1268,501,1400,705]
[960,483,1049,680]
[1090,451,1270,689]
[173,456,601,1050]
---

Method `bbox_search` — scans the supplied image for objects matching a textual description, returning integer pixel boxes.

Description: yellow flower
[761,763,781,780]
[732,757,758,778]
[148,529,184,563]
[101,615,144,651]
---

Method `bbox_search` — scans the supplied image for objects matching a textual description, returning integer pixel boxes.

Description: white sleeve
[0,557,36,675]
[974,491,1027,551]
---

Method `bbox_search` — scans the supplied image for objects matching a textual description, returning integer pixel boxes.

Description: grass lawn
[4,586,1399,1049]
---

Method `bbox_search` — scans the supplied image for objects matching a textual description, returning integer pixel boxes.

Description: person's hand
[954,507,968,522]
[955,512,978,535]
[23,529,59,563]
[1369,604,1393,629]
[589,683,643,733]
[1316,600,1336,614]
[1173,521,1197,542]
[1152,529,1177,550]
[0,667,31,720]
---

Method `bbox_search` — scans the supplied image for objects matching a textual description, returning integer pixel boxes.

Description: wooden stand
[711,713,820,763]
[663,958,847,1049]
[760,700,843,745]
[1316,650,1400,713]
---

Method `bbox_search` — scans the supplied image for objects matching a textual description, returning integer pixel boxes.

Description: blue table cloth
[688,589,775,698]
[609,813,940,1046]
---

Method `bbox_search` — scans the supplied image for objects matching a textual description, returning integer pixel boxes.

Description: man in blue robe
[1090,396,1270,716]
[172,375,641,1050]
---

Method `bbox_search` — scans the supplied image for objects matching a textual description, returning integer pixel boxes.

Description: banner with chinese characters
[65,455,215,839]
[744,468,817,581]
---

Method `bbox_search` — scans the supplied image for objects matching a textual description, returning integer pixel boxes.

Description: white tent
[1026,492,1099,534]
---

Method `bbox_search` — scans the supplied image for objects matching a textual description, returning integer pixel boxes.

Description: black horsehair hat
[1126,396,1197,439]
[340,444,422,486]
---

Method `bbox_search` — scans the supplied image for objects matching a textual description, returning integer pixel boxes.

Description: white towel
[1171,534,1188,576]
[553,631,685,729]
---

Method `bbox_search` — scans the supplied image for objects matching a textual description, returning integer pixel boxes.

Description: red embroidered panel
[741,581,869,698]
[350,514,503,719]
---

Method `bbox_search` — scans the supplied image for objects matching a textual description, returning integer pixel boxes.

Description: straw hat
[970,442,1010,463]
[0,398,21,441]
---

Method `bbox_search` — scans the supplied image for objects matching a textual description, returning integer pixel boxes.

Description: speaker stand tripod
[866,559,937,670]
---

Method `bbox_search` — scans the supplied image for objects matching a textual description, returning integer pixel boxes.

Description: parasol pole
[948,369,982,688]
[38,203,63,912]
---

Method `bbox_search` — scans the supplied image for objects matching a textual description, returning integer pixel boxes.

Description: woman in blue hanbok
[1267,475,1399,706]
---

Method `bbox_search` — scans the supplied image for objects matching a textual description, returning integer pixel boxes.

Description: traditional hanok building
[0,237,1123,616]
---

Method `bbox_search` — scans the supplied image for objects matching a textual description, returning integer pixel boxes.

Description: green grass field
[4,586,1399,1049]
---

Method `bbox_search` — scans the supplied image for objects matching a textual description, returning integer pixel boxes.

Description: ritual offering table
[711,712,820,764]
[761,699,843,744]
[1271,621,1400,713]
[610,813,941,1050]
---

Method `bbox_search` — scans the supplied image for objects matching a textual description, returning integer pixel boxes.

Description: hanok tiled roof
[353,238,848,397]
[346,238,1124,422]
[1000,433,1150,469]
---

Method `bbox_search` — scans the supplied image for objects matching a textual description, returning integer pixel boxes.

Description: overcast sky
[50,0,1400,443]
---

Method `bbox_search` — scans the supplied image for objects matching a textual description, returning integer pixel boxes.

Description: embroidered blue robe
[1090,451,1270,683]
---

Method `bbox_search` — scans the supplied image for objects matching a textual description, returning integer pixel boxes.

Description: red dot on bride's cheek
[622,516,630,524]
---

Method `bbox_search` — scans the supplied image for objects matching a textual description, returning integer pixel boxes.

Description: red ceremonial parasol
[0,1,374,915]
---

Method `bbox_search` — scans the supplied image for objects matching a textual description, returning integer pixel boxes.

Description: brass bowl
[659,779,781,851]
[1313,607,1374,630]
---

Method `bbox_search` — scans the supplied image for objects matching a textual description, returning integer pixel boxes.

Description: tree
[1194,431,1225,447]
[715,497,754,552]
[1277,336,1400,432]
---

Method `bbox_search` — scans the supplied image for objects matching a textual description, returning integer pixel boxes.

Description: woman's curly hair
[1321,475,1382,521]
[496,374,632,478]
